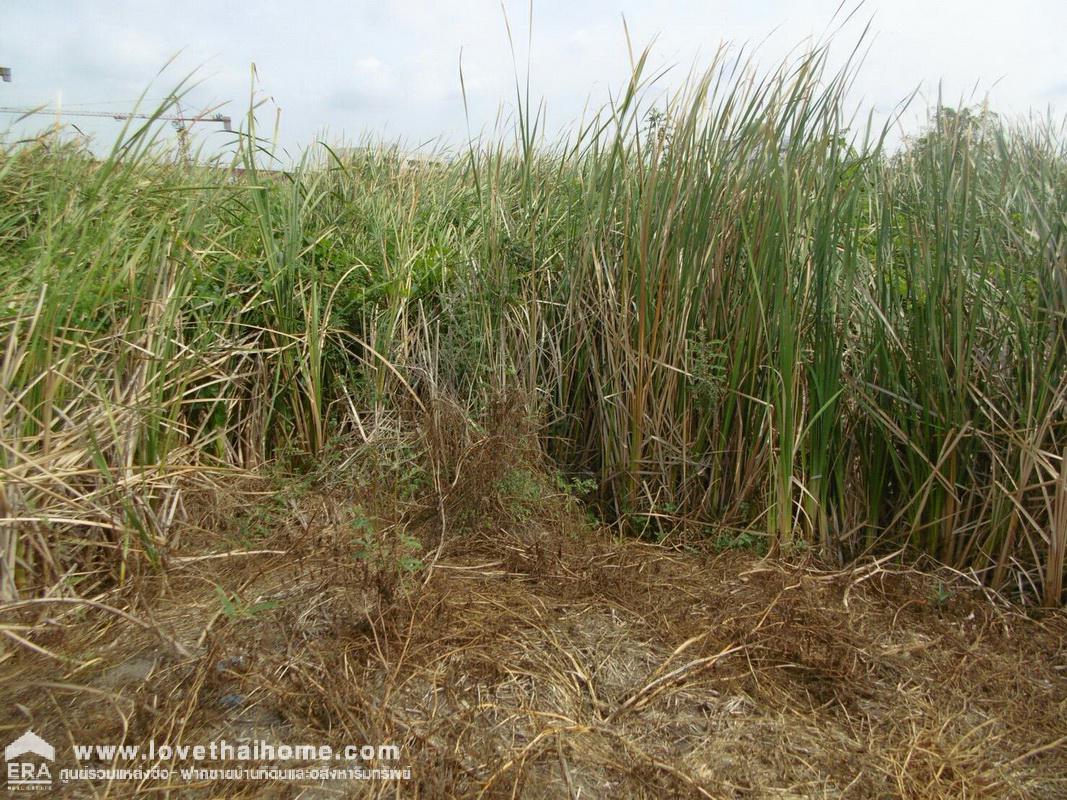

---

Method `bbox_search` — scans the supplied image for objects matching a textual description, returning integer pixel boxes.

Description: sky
[2,1,1066,161]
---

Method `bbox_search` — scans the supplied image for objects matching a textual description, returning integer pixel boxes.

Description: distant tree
[906,104,1000,159]
[644,107,674,154]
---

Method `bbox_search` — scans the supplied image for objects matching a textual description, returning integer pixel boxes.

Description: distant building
[331,146,446,170]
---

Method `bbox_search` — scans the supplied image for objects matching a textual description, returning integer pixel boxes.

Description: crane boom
[0,106,232,131]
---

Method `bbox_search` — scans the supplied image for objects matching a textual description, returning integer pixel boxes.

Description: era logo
[4,731,54,790]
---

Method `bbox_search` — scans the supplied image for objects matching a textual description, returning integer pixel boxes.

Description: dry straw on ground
[2,405,1064,799]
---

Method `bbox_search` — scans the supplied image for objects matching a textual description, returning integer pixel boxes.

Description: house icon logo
[5,730,54,790]
[5,731,53,762]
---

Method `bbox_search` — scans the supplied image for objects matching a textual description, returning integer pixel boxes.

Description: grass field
[2,39,1067,797]
[3,44,1066,605]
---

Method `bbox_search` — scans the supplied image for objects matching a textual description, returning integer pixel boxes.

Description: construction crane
[0,105,232,163]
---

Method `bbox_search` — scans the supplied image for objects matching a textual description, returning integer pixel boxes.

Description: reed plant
[1,38,1065,604]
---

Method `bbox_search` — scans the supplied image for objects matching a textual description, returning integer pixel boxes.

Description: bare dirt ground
[3,421,1066,798]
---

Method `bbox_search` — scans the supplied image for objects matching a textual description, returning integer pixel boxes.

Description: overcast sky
[2,1,1065,161]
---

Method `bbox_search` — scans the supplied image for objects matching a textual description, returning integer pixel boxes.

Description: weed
[712,530,769,556]
[932,582,953,610]
[497,468,544,521]
[348,508,423,593]
[214,585,281,621]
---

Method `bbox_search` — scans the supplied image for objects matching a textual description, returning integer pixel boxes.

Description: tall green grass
[2,40,1065,604]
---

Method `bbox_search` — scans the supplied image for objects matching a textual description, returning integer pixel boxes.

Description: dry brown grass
[1,402,1065,798]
